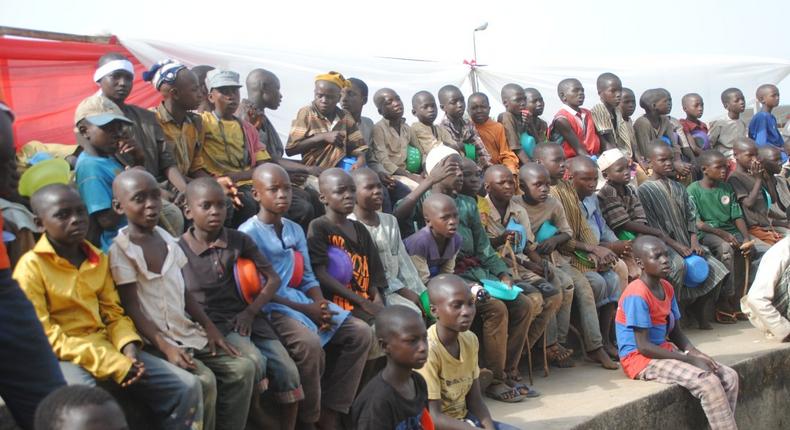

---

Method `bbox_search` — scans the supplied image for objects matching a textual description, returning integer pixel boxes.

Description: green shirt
[687,181,743,236]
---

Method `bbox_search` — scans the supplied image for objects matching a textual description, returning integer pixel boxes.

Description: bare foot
[589,347,619,370]
[603,342,619,360]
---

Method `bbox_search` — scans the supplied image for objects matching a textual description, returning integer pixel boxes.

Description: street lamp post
[471,22,488,92]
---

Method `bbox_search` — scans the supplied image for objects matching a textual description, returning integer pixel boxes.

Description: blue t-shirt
[238,216,348,346]
[74,153,126,251]
[749,111,787,161]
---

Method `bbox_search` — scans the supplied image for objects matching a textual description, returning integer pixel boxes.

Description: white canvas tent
[122,38,790,143]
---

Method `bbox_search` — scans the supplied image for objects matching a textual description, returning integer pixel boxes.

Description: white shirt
[741,236,790,341]
[109,226,207,350]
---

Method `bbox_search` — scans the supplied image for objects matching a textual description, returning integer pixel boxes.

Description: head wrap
[93,59,134,84]
[597,148,625,171]
[142,59,187,90]
[424,144,460,175]
[315,71,350,89]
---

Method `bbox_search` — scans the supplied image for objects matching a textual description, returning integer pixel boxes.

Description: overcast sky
[3,0,789,63]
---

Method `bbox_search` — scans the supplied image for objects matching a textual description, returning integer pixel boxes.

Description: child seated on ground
[708,88,747,159]
[177,178,302,429]
[497,84,531,165]
[404,193,463,285]
[95,53,187,236]
[396,146,536,401]
[590,73,628,154]
[411,90,455,156]
[34,385,128,430]
[351,306,432,430]
[633,89,693,182]
[14,184,201,430]
[286,71,367,175]
[741,234,790,341]
[108,170,257,430]
[468,93,520,176]
[308,168,388,326]
[349,168,427,315]
[419,274,520,430]
[437,85,492,170]
[369,88,424,189]
[73,95,133,252]
[728,139,790,244]
[749,84,785,157]
[690,150,765,323]
[679,93,707,157]
[637,143,729,328]
[616,235,739,430]
[548,78,600,158]
[148,59,203,180]
[529,147,619,369]
[239,164,371,429]
[479,165,564,357]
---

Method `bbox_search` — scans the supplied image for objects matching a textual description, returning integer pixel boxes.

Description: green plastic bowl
[464,142,477,161]
[18,158,71,197]
[481,279,523,301]
[406,145,422,173]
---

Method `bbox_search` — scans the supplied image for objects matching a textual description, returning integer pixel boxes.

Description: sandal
[735,311,749,321]
[547,344,575,368]
[715,310,738,324]
[485,384,526,403]
[509,382,541,398]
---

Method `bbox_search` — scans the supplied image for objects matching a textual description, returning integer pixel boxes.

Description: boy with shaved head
[709,88,747,159]
[749,84,785,157]
[286,72,367,173]
[616,235,738,430]
[438,85,492,169]
[590,73,628,155]
[498,83,532,164]
[240,163,371,429]
[238,68,284,158]
[404,192,464,285]
[549,78,601,158]
[469,93,520,175]
[109,170,257,430]
[369,88,423,189]
[411,90,456,156]
[679,93,707,157]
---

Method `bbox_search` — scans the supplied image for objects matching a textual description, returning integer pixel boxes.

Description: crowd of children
[3,52,790,430]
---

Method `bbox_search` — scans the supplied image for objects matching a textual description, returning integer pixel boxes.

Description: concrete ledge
[571,347,790,429]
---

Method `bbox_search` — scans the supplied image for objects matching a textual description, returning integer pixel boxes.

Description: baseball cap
[205,70,242,91]
[74,95,133,127]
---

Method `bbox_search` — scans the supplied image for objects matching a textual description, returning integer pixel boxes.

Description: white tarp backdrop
[122,38,790,144]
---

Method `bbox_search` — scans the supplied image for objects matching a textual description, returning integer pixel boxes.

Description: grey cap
[205,69,242,91]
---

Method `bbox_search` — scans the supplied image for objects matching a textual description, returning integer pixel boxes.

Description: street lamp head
[474,22,488,32]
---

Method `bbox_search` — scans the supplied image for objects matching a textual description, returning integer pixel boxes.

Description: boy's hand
[216,176,242,208]
[121,360,145,387]
[591,246,617,266]
[499,274,513,286]
[718,231,739,248]
[319,131,345,147]
[429,161,459,185]
[162,343,197,370]
[535,236,559,255]
[674,160,691,177]
[749,159,764,177]
[359,300,384,317]
[205,325,240,357]
[232,308,257,337]
[304,301,329,326]
[606,240,632,257]
[687,348,719,372]
[378,171,397,188]
[690,238,706,256]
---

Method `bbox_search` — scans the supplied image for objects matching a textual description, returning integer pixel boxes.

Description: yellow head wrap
[315,71,351,89]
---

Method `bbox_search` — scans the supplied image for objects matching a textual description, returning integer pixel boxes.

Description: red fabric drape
[0,36,160,149]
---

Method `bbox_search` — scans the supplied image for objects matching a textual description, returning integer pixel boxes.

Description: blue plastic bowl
[520,133,536,158]
[337,156,357,172]
[481,279,523,301]
[535,221,558,243]
[684,254,709,287]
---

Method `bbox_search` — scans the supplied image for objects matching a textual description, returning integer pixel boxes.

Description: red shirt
[550,107,601,158]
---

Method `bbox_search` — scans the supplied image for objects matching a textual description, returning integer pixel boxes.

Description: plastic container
[691,130,710,150]
[481,279,523,301]
[327,246,353,285]
[289,250,304,288]
[464,143,477,161]
[683,254,709,288]
[617,230,637,241]
[338,156,357,172]
[18,158,71,197]
[519,133,536,158]
[234,258,266,304]
[406,145,422,173]
[535,221,558,243]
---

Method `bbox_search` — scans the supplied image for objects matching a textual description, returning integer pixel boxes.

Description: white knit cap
[424,144,461,175]
[597,148,625,171]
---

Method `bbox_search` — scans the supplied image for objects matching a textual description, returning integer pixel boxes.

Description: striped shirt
[286,104,367,169]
